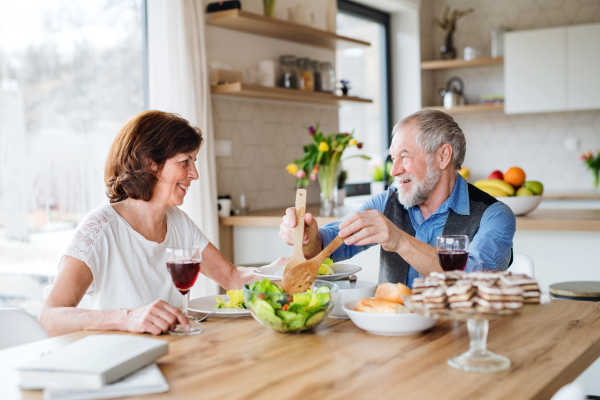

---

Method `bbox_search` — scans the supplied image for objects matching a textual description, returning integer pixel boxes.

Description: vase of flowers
[580,150,600,189]
[286,123,369,216]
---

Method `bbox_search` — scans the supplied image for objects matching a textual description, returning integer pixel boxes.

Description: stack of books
[17,335,170,400]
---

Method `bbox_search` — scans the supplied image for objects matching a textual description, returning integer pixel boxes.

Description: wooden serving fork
[283,189,307,272]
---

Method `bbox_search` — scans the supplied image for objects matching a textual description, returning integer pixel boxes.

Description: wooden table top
[2,299,600,400]
[221,207,600,231]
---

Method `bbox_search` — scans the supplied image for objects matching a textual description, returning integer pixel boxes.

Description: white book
[18,335,169,390]
[43,363,169,400]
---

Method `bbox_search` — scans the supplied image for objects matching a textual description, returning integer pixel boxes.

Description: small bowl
[343,298,437,336]
[243,280,338,333]
[330,281,377,318]
[497,195,542,216]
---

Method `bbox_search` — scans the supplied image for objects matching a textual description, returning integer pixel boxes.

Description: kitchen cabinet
[505,23,600,114]
[505,27,566,114]
[567,24,600,110]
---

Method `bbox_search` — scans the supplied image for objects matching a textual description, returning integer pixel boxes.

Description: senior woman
[39,110,257,336]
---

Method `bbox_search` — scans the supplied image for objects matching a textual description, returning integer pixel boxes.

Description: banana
[473,179,515,196]
[478,186,512,198]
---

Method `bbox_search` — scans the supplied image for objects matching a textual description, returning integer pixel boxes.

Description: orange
[503,167,526,187]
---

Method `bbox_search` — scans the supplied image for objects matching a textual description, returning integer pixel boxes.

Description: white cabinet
[505,27,566,114]
[567,24,600,111]
[505,23,600,114]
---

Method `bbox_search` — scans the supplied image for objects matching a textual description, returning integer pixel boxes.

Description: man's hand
[338,209,404,253]
[279,208,323,259]
[123,300,190,335]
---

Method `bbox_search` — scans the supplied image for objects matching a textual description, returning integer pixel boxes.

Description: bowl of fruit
[243,278,338,333]
[473,167,543,216]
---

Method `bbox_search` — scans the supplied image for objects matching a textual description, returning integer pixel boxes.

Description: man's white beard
[396,156,441,208]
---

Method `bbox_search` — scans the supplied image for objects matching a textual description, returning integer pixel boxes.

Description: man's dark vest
[379,184,513,284]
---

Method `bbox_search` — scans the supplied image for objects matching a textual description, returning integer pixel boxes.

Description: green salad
[245,278,333,332]
[283,258,334,275]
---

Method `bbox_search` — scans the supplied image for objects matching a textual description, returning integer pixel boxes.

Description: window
[336,0,391,187]
[0,0,147,315]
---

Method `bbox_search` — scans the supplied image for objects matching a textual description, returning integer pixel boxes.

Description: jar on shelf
[297,58,314,91]
[320,62,336,94]
[312,60,322,92]
[278,55,298,89]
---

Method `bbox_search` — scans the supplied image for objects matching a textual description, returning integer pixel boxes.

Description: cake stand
[404,294,551,372]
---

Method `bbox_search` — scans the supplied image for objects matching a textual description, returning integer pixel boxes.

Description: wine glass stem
[182,293,188,318]
[467,318,489,354]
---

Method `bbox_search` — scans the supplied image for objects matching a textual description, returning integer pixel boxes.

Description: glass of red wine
[436,235,469,271]
[166,247,202,335]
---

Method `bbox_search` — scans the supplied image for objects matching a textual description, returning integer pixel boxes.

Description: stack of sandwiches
[408,270,541,316]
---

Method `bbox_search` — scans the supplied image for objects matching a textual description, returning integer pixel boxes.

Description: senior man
[279,110,516,287]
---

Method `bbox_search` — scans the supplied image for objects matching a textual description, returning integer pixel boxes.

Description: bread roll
[354,298,411,314]
[375,282,412,304]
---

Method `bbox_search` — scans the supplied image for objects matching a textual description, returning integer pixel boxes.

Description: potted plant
[580,150,600,189]
[285,123,369,216]
[370,160,393,195]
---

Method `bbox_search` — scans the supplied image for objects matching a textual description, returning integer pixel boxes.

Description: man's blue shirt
[318,175,516,288]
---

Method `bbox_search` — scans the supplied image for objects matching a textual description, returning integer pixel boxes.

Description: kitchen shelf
[421,57,504,70]
[205,9,370,50]
[422,104,505,114]
[211,83,372,105]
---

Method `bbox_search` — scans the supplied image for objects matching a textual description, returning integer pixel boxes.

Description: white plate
[253,263,362,281]
[187,294,250,317]
[343,298,437,336]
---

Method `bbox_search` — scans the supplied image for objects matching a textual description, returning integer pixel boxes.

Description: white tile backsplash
[212,97,338,211]
[422,0,600,190]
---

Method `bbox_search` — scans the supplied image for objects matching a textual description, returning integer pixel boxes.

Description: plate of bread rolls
[343,283,437,336]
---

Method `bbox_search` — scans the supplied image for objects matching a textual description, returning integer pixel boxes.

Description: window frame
[337,0,393,195]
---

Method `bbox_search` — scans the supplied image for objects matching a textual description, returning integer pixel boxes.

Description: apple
[488,170,503,180]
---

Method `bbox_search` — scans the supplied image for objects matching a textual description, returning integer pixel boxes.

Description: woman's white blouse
[61,204,209,310]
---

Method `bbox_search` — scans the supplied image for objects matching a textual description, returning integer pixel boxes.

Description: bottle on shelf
[312,60,322,92]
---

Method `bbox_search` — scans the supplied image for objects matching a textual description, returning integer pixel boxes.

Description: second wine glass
[436,235,469,271]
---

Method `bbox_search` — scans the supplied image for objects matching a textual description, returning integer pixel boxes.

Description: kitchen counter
[221,207,600,231]
[2,300,600,400]
[543,191,600,200]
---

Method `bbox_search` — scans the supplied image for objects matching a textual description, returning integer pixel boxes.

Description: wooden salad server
[283,189,307,273]
[282,208,371,294]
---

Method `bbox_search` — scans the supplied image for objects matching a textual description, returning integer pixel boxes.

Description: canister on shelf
[320,62,336,94]
[312,60,322,92]
[278,55,298,89]
[297,57,314,91]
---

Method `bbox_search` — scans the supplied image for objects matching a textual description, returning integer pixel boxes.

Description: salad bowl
[243,279,338,333]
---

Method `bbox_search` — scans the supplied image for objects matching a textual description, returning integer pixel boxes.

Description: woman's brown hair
[105,110,203,203]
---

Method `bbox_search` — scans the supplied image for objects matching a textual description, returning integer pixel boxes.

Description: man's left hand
[338,209,403,253]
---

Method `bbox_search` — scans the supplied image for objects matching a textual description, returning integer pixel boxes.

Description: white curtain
[147,0,220,297]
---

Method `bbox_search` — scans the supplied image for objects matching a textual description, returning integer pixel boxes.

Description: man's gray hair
[392,110,466,170]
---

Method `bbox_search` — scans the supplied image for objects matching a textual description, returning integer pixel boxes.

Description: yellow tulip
[349,138,358,146]
[318,142,329,152]
[286,163,299,175]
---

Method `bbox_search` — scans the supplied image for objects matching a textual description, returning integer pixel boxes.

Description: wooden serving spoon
[284,189,307,272]
[282,208,371,294]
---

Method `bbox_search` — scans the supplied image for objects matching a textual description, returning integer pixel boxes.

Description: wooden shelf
[422,104,505,114]
[206,9,370,50]
[212,83,372,105]
[421,57,504,70]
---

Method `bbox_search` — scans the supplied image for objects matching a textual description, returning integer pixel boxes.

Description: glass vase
[318,163,339,217]
[263,0,275,17]
[593,168,599,190]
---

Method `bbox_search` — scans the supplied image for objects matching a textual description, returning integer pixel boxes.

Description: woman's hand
[123,300,190,335]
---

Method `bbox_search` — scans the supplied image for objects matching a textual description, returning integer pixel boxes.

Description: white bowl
[497,195,542,216]
[330,281,377,318]
[343,298,437,336]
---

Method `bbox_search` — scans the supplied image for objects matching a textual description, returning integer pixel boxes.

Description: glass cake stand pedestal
[404,294,551,372]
